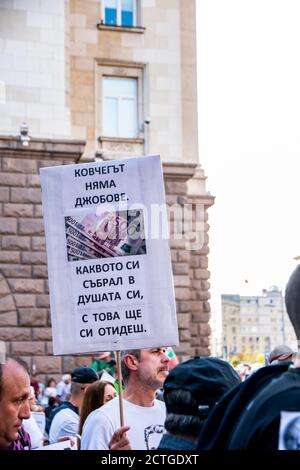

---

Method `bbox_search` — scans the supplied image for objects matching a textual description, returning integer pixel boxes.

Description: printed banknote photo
[64,210,146,262]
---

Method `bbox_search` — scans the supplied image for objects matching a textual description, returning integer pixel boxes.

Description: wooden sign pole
[116,350,124,427]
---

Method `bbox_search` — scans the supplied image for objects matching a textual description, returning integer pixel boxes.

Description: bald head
[0,358,29,400]
[0,358,31,448]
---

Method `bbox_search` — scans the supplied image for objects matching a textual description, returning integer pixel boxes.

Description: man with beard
[81,348,169,450]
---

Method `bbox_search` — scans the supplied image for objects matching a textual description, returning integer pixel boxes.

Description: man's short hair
[0,357,30,400]
[121,350,141,384]
[70,381,84,397]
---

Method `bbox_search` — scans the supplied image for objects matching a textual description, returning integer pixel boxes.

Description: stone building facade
[0,0,213,380]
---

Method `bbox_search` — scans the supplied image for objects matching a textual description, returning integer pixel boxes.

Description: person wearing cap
[81,347,169,450]
[158,356,240,450]
[268,344,295,365]
[49,366,98,444]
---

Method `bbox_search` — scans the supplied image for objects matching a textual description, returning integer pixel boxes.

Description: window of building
[102,0,137,27]
[103,77,138,138]
[97,60,145,158]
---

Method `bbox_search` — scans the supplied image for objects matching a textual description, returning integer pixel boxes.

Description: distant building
[222,287,297,359]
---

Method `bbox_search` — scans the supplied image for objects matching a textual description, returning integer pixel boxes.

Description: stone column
[163,163,214,361]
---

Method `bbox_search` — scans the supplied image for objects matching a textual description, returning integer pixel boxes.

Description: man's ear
[124,354,139,372]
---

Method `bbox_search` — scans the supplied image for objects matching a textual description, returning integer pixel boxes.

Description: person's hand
[109,426,131,450]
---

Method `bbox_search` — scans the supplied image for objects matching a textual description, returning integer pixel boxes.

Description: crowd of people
[1,265,300,451]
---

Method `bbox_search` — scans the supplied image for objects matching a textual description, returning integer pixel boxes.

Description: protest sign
[35,439,76,451]
[40,155,178,355]
[279,411,300,450]
[31,411,46,435]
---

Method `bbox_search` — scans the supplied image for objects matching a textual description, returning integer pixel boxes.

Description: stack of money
[64,211,146,262]
[114,217,146,256]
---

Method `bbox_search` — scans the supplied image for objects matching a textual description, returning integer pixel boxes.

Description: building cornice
[0,136,85,162]
[163,162,215,205]
[163,162,197,181]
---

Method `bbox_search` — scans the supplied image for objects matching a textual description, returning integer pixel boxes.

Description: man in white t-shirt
[81,348,170,450]
[49,366,98,443]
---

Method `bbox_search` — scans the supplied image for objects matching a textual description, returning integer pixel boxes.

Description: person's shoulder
[83,397,119,433]
[86,397,119,422]
[52,406,78,424]
[100,395,119,412]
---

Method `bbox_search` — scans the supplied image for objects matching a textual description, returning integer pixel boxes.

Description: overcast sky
[196,1,300,317]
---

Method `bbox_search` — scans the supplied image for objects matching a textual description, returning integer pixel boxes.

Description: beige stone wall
[0,137,84,382]
[0,1,71,138]
[164,164,213,360]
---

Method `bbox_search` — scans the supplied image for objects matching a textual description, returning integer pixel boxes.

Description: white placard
[35,439,76,451]
[279,411,300,450]
[40,155,178,355]
[31,411,46,435]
